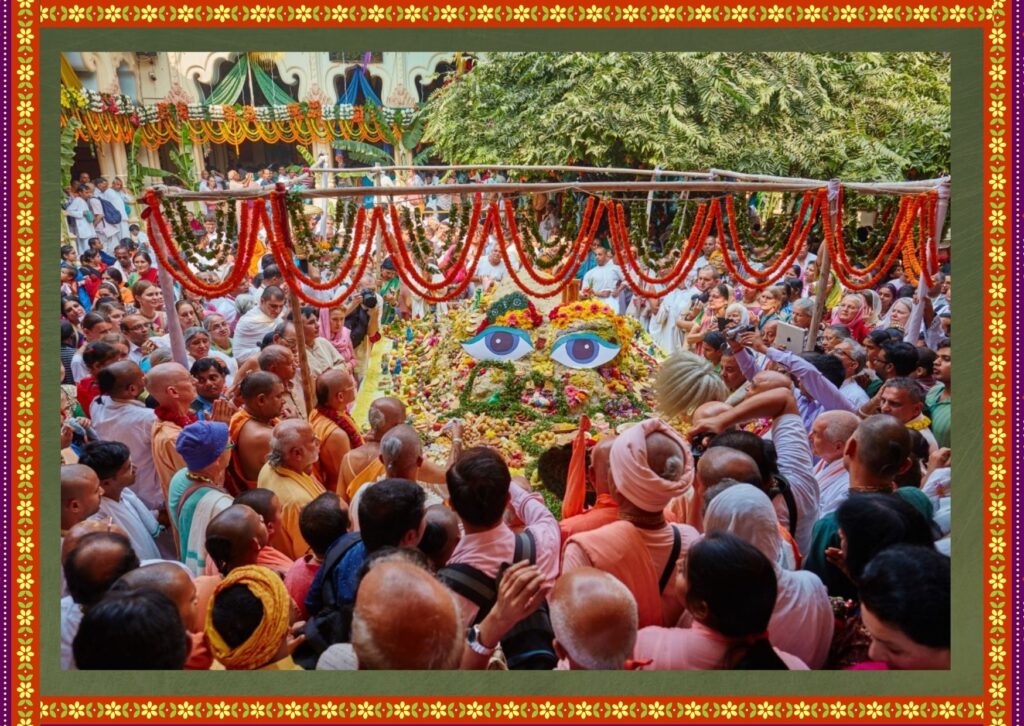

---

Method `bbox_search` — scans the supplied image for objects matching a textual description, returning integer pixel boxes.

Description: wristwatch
[466,624,495,656]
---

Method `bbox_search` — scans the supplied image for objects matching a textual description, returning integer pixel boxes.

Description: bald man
[550,568,638,670]
[563,419,701,630]
[257,420,326,559]
[61,465,103,536]
[348,425,447,531]
[204,504,268,576]
[90,360,163,509]
[805,414,913,600]
[351,561,462,669]
[340,398,455,501]
[147,363,198,504]
[61,531,140,669]
[810,410,860,516]
[227,371,286,495]
[258,344,304,420]
[310,369,360,493]
[559,435,619,542]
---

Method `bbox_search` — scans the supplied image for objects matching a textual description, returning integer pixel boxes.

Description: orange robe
[343,456,385,503]
[558,495,620,544]
[258,464,326,560]
[226,409,278,496]
[309,410,351,493]
[152,420,186,503]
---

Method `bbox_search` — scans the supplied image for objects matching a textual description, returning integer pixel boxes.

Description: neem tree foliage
[421,52,950,181]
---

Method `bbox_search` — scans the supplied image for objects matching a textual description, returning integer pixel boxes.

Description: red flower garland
[611,200,708,292]
[383,197,483,292]
[824,192,920,291]
[504,196,598,287]
[829,189,913,280]
[142,190,256,298]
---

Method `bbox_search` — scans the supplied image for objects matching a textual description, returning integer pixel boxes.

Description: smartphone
[716,317,729,332]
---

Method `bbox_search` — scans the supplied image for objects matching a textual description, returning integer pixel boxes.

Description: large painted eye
[461,326,534,362]
[550,332,621,369]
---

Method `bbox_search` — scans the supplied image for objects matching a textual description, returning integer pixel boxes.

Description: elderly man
[90,361,163,509]
[832,338,871,409]
[232,286,286,363]
[61,531,140,669]
[257,419,326,559]
[350,560,463,670]
[227,372,286,495]
[879,377,938,452]
[148,362,202,503]
[809,410,861,516]
[348,425,447,531]
[340,397,455,501]
[309,369,360,493]
[258,344,305,420]
[804,415,913,599]
[120,314,157,364]
[550,567,639,670]
[563,420,701,630]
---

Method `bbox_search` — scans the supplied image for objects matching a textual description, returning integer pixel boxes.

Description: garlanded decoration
[475,292,544,334]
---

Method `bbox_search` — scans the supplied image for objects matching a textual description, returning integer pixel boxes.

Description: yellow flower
[766,5,785,21]
[989,645,1006,661]
[695,5,713,21]
[989,318,1006,336]
[17,100,34,117]
[658,5,677,22]
[367,5,386,21]
[990,428,1006,445]
[18,173,32,190]
[68,702,86,718]
[17,391,33,408]
[17,320,33,337]
[901,702,919,717]
[586,5,605,22]
[249,5,269,21]
[17,500,33,518]
[574,702,593,718]
[513,5,532,21]
[439,5,458,21]
[104,702,122,718]
[721,702,739,718]
[16,246,32,263]
[865,702,884,719]
[757,702,776,718]
[475,5,494,21]
[285,702,303,718]
[140,5,160,21]
[840,5,858,21]
[938,702,957,718]
[988,282,1006,299]
[466,702,484,718]
[990,682,1007,699]
[539,702,557,719]
[611,702,630,719]
[989,463,1006,479]
[793,702,811,719]
[39,7,51,21]
[990,28,1006,44]
[684,702,702,718]
[294,6,313,22]
[876,5,895,21]
[17,538,33,555]
[989,66,1006,82]
[989,572,1006,590]
[17,463,34,480]
[67,6,86,22]
[948,5,967,21]
[17,27,34,44]
[213,6,232,21]
[17,65,33,82]
[989,100,1006,117]
[989,246,1006,263]
[17,209,33,226]
[988,390,1006,408]
[403,6,422,21]
[176,6,195,21]
[829,703,848,718]
[622,5,640,21]
[647,702,666,719]
[393,702,412,718]
[990,608,1006,627]
[989,500,1006,519]
[16,137,33,154]
[176,703,195,718]
[140,702,159,719]
[730,5,749,21]
[912,5,931,21]
[213,702,232,719]
[16,608,33,626]
[989,136,1006,155]
[357,702,375,719]
[16,682,32,699]
[430,702,449,719]
[331,7,349,21]
[503,703,520,718]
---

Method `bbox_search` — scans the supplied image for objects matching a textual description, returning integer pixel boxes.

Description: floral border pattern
[8,2,1011,725]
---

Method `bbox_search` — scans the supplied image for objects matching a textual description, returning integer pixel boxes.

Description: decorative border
[9,2,1012,725]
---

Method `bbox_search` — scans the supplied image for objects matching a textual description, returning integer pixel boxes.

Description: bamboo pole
[931,178,951,273]
[806,180,840,350]
[148,225,190,368]
[316,163,716,178]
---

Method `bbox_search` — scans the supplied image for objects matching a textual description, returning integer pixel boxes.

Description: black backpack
[98,197,123,225]
[437,530,557,670]
[292,532,363,669]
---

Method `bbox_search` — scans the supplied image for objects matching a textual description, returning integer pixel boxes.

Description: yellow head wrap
[205,565,290,670]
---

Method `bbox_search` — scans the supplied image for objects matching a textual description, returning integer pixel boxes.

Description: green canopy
[203,53,294,106]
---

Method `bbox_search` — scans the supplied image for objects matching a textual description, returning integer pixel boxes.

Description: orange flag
[561,415,591,520]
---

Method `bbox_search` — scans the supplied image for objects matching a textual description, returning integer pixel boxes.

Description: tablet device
[774,321,807,354]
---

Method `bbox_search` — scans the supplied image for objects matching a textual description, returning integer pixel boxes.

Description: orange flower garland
[142,190,257,298]
[609,200,708,299]
[383,198,482,292]
[824,192,921,291]
[504,196,599,287]
[830,189,913,279]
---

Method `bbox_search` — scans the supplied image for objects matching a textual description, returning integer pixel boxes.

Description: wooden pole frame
[806,180,841,350]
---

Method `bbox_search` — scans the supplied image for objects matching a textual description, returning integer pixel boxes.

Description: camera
[690,291,709,304]
[689,431,717,463]
[725,323,756,340]
[360,289,378,308]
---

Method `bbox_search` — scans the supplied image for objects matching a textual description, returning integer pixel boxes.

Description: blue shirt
[304,534,367,618]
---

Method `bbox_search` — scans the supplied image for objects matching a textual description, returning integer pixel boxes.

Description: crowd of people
[58,175,951,671]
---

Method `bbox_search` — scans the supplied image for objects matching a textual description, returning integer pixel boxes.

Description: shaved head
[63,532,140,607]
[145,362,194,406]
[61,464,103,530]
[352,561,462,669]
[550,567,638,670]
[645,431,687,481]
[111,562,197,630]
[379,425,422,479]
[367,397,406,438]
[61,519,129,561]
[315,368,356,408]
[848,415,912,482]
[204,504,267,575]
[697,447,763,491]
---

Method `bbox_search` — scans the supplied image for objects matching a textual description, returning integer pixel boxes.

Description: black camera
[691,291,709,304]
[360,289,378,308]
[689,431,717,462]
[725,323,756,340]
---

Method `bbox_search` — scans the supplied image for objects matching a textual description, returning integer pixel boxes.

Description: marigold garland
[829,189,914,282]
[503,196,598,287]
[384,197,483,292]
[142,190,256,298]
[610,199,708,294]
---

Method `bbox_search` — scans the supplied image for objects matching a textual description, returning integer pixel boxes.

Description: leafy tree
[421,52,949,181]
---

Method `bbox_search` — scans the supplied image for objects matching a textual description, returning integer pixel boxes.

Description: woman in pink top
[634,532,808,670]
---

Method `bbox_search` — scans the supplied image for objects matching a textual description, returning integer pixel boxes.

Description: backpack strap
[437,563,497,623]
[319,532,363,609]
[658,525,683,593]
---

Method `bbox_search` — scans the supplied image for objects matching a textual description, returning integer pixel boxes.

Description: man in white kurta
[580,243,623,310]
[232,287,286,363]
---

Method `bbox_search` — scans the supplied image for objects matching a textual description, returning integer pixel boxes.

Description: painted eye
[550,332,620,369]
[461,326,534,362]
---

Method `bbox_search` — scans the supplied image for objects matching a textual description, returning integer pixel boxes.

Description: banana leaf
[332,139,392,166]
